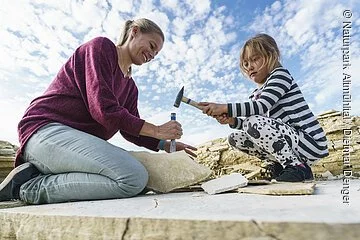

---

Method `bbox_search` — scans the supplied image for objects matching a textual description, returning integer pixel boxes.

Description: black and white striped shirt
[228,67,329,160]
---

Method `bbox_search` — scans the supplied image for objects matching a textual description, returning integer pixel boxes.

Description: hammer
[173,86,202,110]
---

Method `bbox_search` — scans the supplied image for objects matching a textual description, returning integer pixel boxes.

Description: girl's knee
[228,133,237,147]
[243,115,263,128]
[243,115,263,139]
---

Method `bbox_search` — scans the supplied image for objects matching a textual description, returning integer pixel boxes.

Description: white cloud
[186,0,211,16]
[271,1,282,12]
[247,0,360,115]
[160,0,178,10]
[0,99,29,145]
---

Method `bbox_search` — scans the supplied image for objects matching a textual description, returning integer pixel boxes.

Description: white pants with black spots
[228,115,303,167]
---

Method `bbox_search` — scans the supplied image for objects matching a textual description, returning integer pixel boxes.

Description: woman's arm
[140,121,182,140]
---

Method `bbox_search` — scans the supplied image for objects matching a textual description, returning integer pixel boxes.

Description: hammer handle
[182,97,202,110]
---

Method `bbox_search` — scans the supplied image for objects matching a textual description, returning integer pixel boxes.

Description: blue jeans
[20,123,149,204]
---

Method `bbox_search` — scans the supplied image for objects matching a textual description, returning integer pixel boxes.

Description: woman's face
[128,27,163,66]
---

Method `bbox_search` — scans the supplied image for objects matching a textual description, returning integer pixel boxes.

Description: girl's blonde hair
[117,18,164,76]
[239,34,281,77]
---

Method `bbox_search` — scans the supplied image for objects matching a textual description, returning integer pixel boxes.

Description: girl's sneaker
[275,164,314,182]
[0,162,40,201]
[262,161,284,180]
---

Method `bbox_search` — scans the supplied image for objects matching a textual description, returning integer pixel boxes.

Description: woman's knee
[119,162,149,196]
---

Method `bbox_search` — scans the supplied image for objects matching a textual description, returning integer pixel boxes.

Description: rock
[0,149,15,156]
[320,171,337,180]
[0,201,27,209]
[0,141,17,182]
[201,173,248,194]
[208,145,229,152]
[0,141,18,152]
[130,150,212,193]
[317,109,341,119]
[315,110,360,178]
[238,182,316,195]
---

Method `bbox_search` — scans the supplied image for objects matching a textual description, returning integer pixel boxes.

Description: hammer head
[173,86,184,108]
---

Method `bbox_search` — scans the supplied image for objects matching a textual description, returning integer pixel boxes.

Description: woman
[0,18,196,204]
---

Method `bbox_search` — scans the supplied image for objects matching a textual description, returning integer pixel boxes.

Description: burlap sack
[129,150,211,193]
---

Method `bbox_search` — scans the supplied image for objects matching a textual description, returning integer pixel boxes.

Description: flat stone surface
[1,180,358,222]
[238,182,316,195]
[0,180,359,239]
[201,173,248,194]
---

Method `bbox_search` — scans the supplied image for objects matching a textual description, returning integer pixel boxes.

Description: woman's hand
[164,141,198,158]
[215,114,235,125]
[198,102,228,116]
[155,120,183,140]
[141,121,183,140]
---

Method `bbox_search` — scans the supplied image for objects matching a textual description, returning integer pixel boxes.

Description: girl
[199,34,328,182]
[0,18,196,204]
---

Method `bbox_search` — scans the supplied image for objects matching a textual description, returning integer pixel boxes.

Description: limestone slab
[201,173,248,194]
[0,200,27,209]
[0,156,14,162]
[0,148,15,155]
[208,145,229,152]
[317,110,341,119]
[248,179,272,185]
[238,182,316,195]
[130,150,211,193]
[0,180,359,239]
[2,215,359,240]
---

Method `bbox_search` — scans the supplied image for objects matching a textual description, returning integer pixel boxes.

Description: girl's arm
[215,114,244,129]
[200,68,292,118]
[228,68,292,117]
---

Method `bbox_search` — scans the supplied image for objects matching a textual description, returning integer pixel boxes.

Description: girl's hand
[215,114,235,125]
[198,102,228,116]
[164,141,197,158]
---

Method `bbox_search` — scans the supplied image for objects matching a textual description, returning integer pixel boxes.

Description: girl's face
[128,27,163,66]
[242,48,269,85]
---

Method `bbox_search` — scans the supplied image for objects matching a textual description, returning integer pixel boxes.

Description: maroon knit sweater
[15,37,159,166]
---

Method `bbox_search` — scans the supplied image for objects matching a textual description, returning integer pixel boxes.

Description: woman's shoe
[0,162,40,201]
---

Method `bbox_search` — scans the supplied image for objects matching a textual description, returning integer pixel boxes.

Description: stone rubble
[0,141,17,182]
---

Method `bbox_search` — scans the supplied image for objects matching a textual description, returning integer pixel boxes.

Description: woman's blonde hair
[117,18,164,76]
[239,34,281,77]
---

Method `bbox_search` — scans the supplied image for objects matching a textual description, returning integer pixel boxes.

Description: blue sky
[0,0,359,151]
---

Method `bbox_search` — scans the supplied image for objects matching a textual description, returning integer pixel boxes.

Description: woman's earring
[132,28,137,37]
